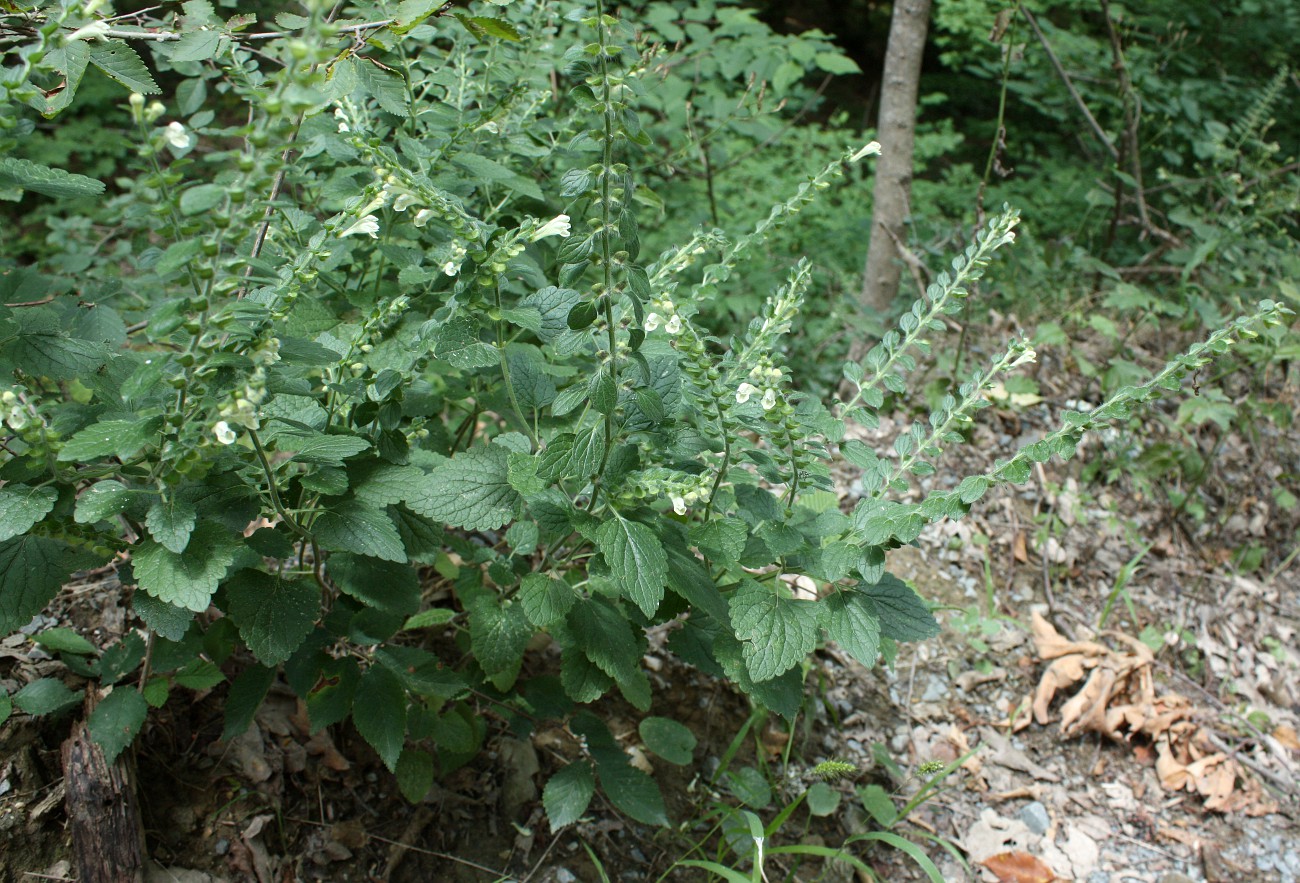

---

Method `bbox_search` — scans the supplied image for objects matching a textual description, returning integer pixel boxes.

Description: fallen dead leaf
[1273,724,1300,751]
[982,851,1060,883]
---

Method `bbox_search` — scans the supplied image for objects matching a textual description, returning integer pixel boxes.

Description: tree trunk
[62,718,147,883]
[855,0,932,342]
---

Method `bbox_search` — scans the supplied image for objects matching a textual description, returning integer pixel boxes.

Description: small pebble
[214,839,229,856]
[555,871,576,883]
[1018,801,1050,836]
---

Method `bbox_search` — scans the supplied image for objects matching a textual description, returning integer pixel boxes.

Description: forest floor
[2,326,1298,883]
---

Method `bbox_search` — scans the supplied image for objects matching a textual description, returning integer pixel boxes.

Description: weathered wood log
[61,716,146,883]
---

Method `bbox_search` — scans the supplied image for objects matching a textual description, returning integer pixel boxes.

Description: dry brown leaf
[1030,612,1109,660]
[982,851,1060,883]
[1059,667,1119,737]
[1032,655,1091,724]
[1273,724,1300,751]
[1013,531,1029,563]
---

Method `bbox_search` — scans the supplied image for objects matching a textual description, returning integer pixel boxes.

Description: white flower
[66,20,111,42]
[334,108,350,133]
[413,208,433,228]
[392,193,417,212]
[670,495,688,516]
[213,421,237,445]
[164,121,192,150]
[532,214,572,241]
[761,388,777,410]
[644,312,662,332]
[340,215,380,239]
[442,260,460,276]
[850,141,882,162]
[736,382,759,404]
[664,315,682,335]
[1009,345,1037,369]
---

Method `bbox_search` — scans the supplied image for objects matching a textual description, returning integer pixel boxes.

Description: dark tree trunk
[61,718,146,883]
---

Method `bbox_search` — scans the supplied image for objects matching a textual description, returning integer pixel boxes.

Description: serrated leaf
[88,40,160,93]
[595,755,669,826]
[0,157,105,198]
[460,15,522,41]
[544,762,595,831]
[97,632,145,684]
[354,665,407,772]
[729,580,819,682]
[7,317,110,383]
[569,599,647,696]
[356,58,409,117]
[222,664,275,740]
[145,496,196,554]
[396,748,435,802]
[57,418,157,462]
[275,433,371,465]
[132,523,240,613]
[688,520,746,561]
[132,593,193,642]
[519,573,573,627]
[595,517,666,617]
[589,368,617,415]
[468,598,532,690]
[823,590,882,668]
[87,688,148,764]
[33,627,96,656]
[306,657,360,732]
[174,658,225,689]
[74,480,132,524]
[225,571,318,666]
[403,608,456,629]
[560,647,613,702]
[861,574,938,642]
[0,536,93,633]
[314,502,406,563]
[639,716,696,765]
[0,485,57,542]
[327,553,419,614]
[407,446,520,531]
[349,462,423,507]
[14,678,82,715]
[169,29,222,62]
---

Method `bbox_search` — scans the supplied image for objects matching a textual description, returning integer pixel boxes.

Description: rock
[1156,874,1196,883]
[1018,801,1050,836]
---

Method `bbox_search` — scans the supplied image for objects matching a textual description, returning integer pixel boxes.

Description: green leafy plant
[0,0,1290,837]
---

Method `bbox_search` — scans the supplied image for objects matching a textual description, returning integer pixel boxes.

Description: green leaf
[589,368,617,415]
[452,152,542,201]
[87,688,148,764]
[0,485,57,542]
[638,717,696,765]
[464,15,523,41]
[14,678,82,715]
[356,58,410,117]
[688,520,747,561]
[327,553,419,614]
[568,599,649,709]
[806,781,841,816]
[354,665,407,772]
[595,517,666,617]
[468,597,532,690]
[314,502,406,563]
[169,29,222,62]
[815,51,860,75]
[433,317,500,370]
[543,762,595,831]
[275,433,371,465]
[861,575,939,642]
[222,664,275,740]
[174,658,225,690]
[225,571,319,666]
[724,766,771,808]
[132,593,193,642]
[349,462,423,507]
[132,523,241,613]
[560,647,613,702]
[396,748,435,802]
[0,158,105,199]
[306,657,360,731]
[518,573,574,628]
[33,627,96,656]
[97,632,145,684]
[88,40,160,94]
[7,317,109,382]
[595,754,669,826]
[74,480,132,524]
[407,446,520,532]
[823,590,882,668]
[0,535,93,633]
[403,608,456,630]
[145,496,196,554]
[728,580,819,682]
[57,418,158,462]
[0,692,9,726]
